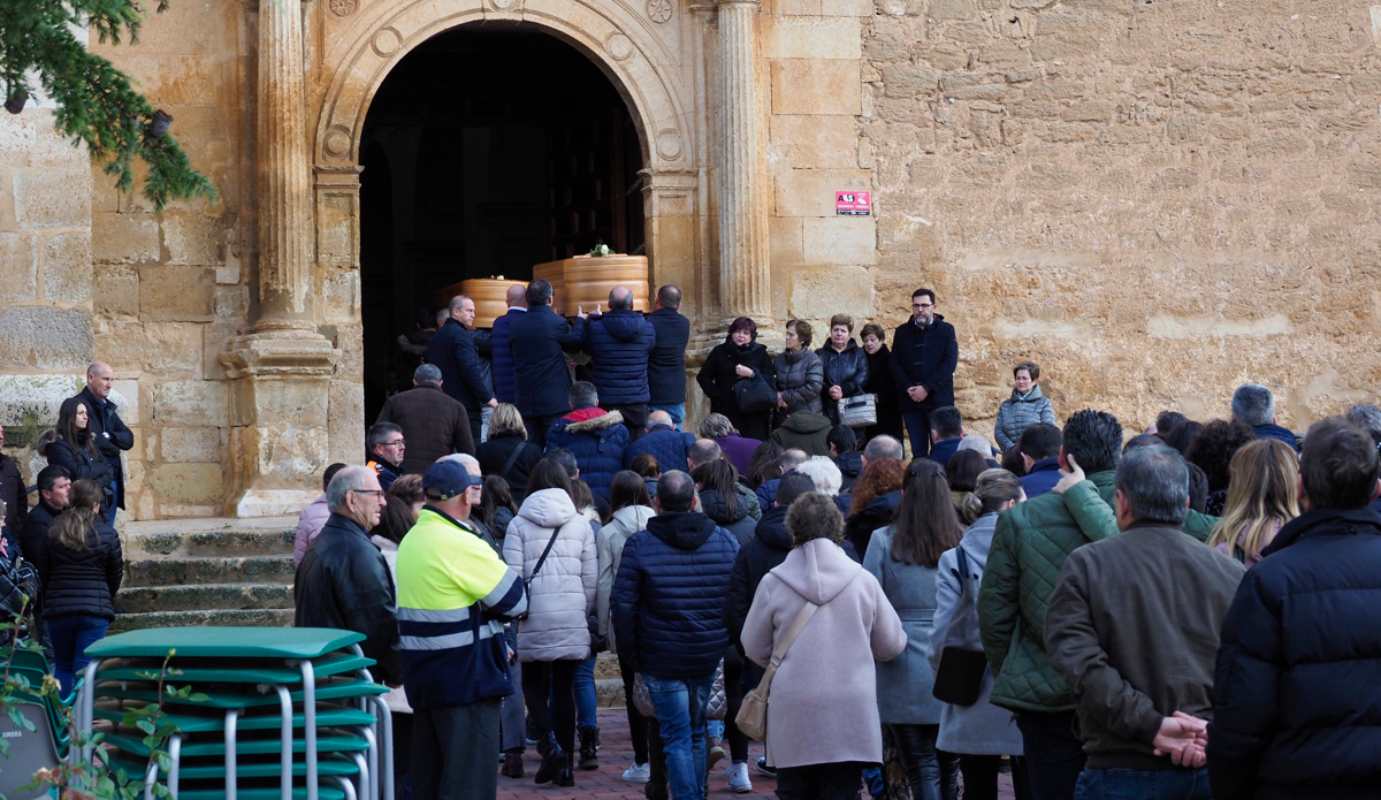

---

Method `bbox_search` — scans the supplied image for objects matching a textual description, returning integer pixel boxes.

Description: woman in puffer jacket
[993,361,1056,451]
[503,458,598,787]
[816,314,870,427]
[692,459,757,544]
[773,319,825,419]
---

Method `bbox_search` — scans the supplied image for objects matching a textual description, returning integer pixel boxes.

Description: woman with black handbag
[862,459,963,800]
[930,469,1029,800]
[696,317,776,441]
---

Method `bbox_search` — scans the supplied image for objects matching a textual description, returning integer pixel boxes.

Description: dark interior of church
[358,24,645,418]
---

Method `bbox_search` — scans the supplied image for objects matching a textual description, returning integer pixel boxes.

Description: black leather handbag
[733,372,777,415]
[932,547,988,706]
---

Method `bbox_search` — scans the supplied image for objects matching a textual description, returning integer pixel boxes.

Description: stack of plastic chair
[0,641,69,799]
[75,627,393,800]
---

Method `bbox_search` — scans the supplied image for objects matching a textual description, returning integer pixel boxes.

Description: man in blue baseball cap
[397,458,528,799]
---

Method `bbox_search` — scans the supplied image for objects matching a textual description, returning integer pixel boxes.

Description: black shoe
[555,753,575,787]
[501,751,524,779]
[578,726,600,770]
[535,738,564,785]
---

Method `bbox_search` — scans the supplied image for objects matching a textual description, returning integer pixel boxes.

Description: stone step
[123,555,296,587]
[124,528,295,559]
[110,608,295,633]
[116,582,293,615]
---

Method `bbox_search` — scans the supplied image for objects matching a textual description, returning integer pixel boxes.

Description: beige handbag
[735,600,819,741]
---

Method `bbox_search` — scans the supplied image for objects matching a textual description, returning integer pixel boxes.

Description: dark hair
[1300,417,1380,510]
[1123,433,1165,452]
[1062,410,1123,474]
[891,459,963,567]
[912,288,936,304]
[656,470,696,513]
[929,405,963,440]
[526,279,554,306]
[376,494,417,545]
[827,424,857,455]
[1186,462,1209,513]
[1163,419,1202,456]
[691,459,740,519]
[55,397,98,457]
[775,472,816,509]
[728,317,757,340]
[1001,444,1027,476]
[1018,424,1062,461]
[829,314,854,332]
[787,492,845,547]
[527,457,575,498]
[569,381,599,409]
[786,319,813,349]
[629,453,660,479]
[388,473,424,505]
[367,422,403,454]
[36,464,71,493]
[656,284,682,310]
[322,462,347,492]
[480,475,517,530]
[1013,361,1041,381]
[545,448,580,479]
[1116,445,1191,525]
[850,458,905,516]
[570,479,595,513]
[860,323,886,343]
[746,441,785,488]
[1155,410,1188,436]
[610,470,652,511]
[1185,419,1255,493]
[945,450,989,493]
[1231,384,1276,427]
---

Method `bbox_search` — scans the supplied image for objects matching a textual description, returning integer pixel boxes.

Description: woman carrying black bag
[696,317,776,441]
[930,469,1029,800]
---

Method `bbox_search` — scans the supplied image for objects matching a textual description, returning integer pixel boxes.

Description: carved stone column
[219,0,338,517]
[715,0,771,324]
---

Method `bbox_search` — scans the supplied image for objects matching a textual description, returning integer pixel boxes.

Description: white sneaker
[621,762,651,783]
[727,761,753,793]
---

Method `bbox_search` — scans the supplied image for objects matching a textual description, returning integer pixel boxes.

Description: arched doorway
[357,24,646,419]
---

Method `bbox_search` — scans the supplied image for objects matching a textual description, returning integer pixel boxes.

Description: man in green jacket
[978,410,1219,800]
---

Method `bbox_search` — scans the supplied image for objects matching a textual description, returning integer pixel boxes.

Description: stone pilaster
[716,0,772,324]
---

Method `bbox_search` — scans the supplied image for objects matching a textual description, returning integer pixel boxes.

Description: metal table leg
[224,710,239,800]
[275,686,292,800]
[296,659,318,800]
[370,696,394,800]
[168,734,182,798]
[360,726,377,800]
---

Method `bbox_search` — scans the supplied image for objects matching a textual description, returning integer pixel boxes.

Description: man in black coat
[375,363,475,473]
[294,465,400,684]
[20,465,70,572]
[75,362,134,525]
[425,294,495,443]
[583,286,656,435]
[0,424,27,548]
[647,285,691,429]
[508,279,585,446]
[889,288,958,458]
[1208,417,1381,800]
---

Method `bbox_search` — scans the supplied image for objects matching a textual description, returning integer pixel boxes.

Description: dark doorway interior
[359,25,646,420]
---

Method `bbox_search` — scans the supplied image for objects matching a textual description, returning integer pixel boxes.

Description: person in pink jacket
[740,491,907,799]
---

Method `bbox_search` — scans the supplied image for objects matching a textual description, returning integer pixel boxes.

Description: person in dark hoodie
[816,314,870,428]
[829,424,862,492]
[692,459,757,544]
[545,382,631,503]
[770,409,833,456]
[624,410,696,472]
[1230,383,1299,452]
[697,317,776,441]
[584,286,657,436]
[890,289,959,459]
[510,279,587,446]
[612,470,740,800]
[21,465,71,570]
[647,285,692,429]
[1017,423,1064,499]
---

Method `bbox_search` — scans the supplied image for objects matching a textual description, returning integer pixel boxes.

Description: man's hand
[777,392,788,410]
[829,385,844,401]
[1152,713,1209,768]
[734,364,754,379]
[487,398,498,408]
[907,385,928,403]
[1051,453,1086,495]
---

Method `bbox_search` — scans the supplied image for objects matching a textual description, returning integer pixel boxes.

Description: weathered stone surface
[137,266,216,321]
[802,217,878,265]
[94,265,140,318]
[774,169,874,217]
[41,232,93,306]
[789,265,875,324]
[0,308,92,370]
[161,426,223,463]
[147,462,224,505]
[0,374,83,423]
[96,321,202,377]
[764,18,863,60]
[12,169,91,228]
[0,232,36,302]
[161,212,225,266]
[92,212,161,264]
[151,380,228,427]
[327,378,364,465]
[771,59,862,115]
[770,115,860,169]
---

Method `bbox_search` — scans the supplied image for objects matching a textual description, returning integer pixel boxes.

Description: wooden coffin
[532,254,649,316]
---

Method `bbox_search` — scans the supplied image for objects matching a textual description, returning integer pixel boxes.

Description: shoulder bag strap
[499,440,528,479]
[529,528,562,582]
[765,599,820,672]
[955,546,971,600]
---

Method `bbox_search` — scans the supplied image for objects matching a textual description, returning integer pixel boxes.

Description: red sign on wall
[835,190,872,216]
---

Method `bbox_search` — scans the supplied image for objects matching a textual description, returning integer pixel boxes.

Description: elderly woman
[697,317,777,440]
[993,362,1056,451]
[698,412,763,477]
[741,492,906,799]
[773,319,825,420]
[816,314,870,427]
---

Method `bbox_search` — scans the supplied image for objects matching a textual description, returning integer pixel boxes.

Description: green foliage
[0,0,217,210]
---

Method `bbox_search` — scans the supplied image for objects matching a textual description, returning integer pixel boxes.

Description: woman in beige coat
[741,491,907,799]
[503,458,597,786]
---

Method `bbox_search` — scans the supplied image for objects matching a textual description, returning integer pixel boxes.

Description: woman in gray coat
[773,319,825,418]
[993,361,1056,451]
[931,469,1028,800]
[863,459,963,800]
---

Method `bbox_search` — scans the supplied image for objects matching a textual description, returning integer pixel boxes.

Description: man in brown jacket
[1046,444,1244,800]
[375,363,475,474]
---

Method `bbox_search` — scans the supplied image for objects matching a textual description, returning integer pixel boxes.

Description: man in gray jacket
[1045,445,1244,799]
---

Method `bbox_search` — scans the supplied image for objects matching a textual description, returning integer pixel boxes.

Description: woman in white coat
[503,458,597,787]
[931,469,1029,800]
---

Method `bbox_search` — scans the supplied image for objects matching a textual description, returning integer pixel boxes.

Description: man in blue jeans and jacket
[612,470,740,800]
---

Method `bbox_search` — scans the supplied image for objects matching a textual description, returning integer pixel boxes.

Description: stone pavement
[496,709,1016,800]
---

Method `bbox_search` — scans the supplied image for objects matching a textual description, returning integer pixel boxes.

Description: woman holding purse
[696,317,776,440]
[931,469,1028,800]
[816,314,870,429]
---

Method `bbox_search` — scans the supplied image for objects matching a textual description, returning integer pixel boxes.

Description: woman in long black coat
[860,323,904,444]
[45,397,115,517]
[696,317,776,441]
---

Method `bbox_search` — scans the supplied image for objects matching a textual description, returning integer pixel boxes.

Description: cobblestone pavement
[496,709,1015,800]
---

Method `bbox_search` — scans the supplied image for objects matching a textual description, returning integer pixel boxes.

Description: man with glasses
[888,288,958,458]
[366,422,406,490]
[294,465,400,683]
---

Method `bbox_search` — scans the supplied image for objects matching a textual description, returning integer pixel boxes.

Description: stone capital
[219,329,338,380]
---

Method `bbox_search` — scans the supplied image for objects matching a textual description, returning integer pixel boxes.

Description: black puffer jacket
[295,514,400,684]
[477,435,543,502]
[816,340,869,423]
[45,439,114,492]
[772,348,824,416]
[726,506,790,691]
[844,490,902,561]
[36,516,122,621]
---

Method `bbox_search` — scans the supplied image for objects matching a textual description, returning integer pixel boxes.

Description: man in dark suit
[508,279,586,446]
[487,284,527,405]
[75,362,134,525]
[889,288,958,458]
[425,294,495,443]
[647,285,691,429]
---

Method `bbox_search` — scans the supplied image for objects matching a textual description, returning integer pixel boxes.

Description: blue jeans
[650,403,685,429]
[1074,767,1211,800]
[573,653,597,730]
[644,673,713,800]
[47,616,109,697]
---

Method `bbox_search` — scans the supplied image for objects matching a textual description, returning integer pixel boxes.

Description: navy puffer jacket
[1208,507,1381,800]
[544,409,630,502]
[585,309,656,406]
[35,517,123,621]
[647,308,691,405]
[623,425,695,473]
[489,308,524,403]
[611,511,739,679]
[817,340,870,423]
[699,488,756,545]
[509,306,585,418]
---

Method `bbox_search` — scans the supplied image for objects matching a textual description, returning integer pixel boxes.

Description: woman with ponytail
[931,469,1029,800]
[36,479,123,695]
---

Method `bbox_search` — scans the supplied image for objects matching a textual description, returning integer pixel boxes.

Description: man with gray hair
[376,363,475,473]
[1046,446,1244,797]
[426,294,497,443]
[1346,404,1381,515]
[863,434,905,465]
[73,361,133,524]
[1231,383,1299,451]
[583,285,656,435]
[686,439,724,473]
[366,422,405,491]
[295,465,400,683]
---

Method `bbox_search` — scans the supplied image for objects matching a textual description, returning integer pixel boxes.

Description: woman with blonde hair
[478,402,543,501]
[1207,438,1300,566]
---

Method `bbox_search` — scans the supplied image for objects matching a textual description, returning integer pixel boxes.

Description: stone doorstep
[115,582,293,614]
[123,528,295,558]
[109,608,294,634]
[123,553,296,586]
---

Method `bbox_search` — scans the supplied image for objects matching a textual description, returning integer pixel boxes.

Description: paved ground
[496,709,1015,800]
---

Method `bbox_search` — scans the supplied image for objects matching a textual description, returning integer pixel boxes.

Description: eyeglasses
[382,440,405,447]
[351,489,385,498]
[913,302,934,309]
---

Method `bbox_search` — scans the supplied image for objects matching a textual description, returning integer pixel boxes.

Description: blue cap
[422,460,482,498]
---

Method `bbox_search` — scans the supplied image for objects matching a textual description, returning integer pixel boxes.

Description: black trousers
[776,761,866,800]
[886,724,959,800]
[522,659,579,753]
[411,699,500,800]
[523,413,562,447]
[618,652,651,765]
[1015,710,1086,800]
[609,403,649,437]
[959,754,1031,800]
[724,653,749,762]
[901,411,933,459]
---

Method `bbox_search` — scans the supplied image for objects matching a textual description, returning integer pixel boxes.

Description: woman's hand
[777,392,788,410]
[829,385,844,401]
[735,364,754,379]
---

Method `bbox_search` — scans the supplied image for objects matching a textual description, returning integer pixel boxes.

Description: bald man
[426,294,496,443]
[75,362,133,524]
[583,285,655,435]
[487,284,528,406]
